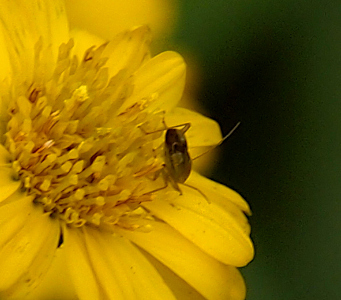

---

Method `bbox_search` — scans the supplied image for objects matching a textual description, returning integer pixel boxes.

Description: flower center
[4,39,167,229]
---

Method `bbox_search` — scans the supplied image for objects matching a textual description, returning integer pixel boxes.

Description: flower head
[0,1,254,299]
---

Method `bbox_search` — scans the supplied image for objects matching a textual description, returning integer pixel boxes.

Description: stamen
[4,38,167,230]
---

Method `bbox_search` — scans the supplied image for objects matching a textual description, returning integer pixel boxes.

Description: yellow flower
[0,1,254,299]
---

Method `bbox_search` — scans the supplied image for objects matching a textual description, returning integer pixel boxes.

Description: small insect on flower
[144,119,241,203]
[163,123,192,193]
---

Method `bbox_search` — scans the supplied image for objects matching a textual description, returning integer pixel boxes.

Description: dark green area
[170,1,341,299]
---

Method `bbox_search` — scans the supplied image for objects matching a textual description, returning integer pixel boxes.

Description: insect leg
[182,183,211,204]
[166,122,191,134]
[162,167,184,195]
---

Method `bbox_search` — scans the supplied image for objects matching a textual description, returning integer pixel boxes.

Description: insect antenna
[192,122,240,161]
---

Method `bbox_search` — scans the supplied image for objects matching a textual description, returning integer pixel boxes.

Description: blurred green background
[167,1,341,299]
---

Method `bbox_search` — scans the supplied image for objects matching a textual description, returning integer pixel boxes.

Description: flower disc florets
[4,38,167,229]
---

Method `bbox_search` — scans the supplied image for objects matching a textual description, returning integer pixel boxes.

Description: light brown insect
[147,121,240,203]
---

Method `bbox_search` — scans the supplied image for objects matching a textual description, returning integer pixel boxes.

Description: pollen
[4,39,167,229]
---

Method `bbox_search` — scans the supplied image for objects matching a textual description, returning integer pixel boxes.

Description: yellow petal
[82,226,176,300]
[82,229,127,300]
[65,0,177,40]
[26,247,78,300]
[192,180,251,236]
[143,186,254,267]
[63,227,101,300]
[0,193,59,298]
[0,0,69,80]
[120,51,186,114]
[119,220,246,300]
[139,248,207,300]
[0,30,12,81]
[188,171,252,215]
[70,28,106,60]
[103,26,151,78]
[69,27,151,80]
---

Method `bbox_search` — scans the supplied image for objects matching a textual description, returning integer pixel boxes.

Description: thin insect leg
[166,122,191,134]
[142,167,183,197]
[163,168,184,195]
[142,182,168,196]
[140,162,168,196]
[138,125,165,135]
[182,183,211,204]
[138,111,167,135]
[138,107,191,135]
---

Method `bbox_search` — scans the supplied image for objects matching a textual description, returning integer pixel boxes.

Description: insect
[162,123,192,194]
[147,121,241,203]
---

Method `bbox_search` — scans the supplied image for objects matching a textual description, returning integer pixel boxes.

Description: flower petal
[143,184,254,267]
[0,30,12,81]
[103,26,151,78]
[65,226,176,300]
[138,247,207,300]
[70,28,106,60]
[25,247,78,300]
[70,26,151,87]
[119,220,246,300]
[65,0,177,40]
[0,0,69,80]
[188,171,252,215]
[0,193,59,298]
[88,227,177,299]
[63,227,101,300]
[119,51,186,114]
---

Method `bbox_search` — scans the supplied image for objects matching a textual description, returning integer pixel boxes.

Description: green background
[168,1,341,299]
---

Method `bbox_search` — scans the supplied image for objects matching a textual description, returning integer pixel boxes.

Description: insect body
[163,124,191,194]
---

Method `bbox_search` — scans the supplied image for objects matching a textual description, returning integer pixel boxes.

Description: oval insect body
[164,127,191,184]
